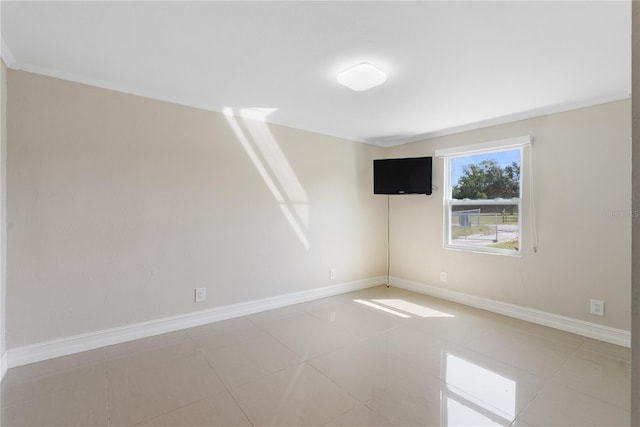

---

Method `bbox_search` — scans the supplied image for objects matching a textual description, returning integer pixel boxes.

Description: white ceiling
[0,1,632,147]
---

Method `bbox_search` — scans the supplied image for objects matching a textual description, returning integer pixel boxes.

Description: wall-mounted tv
[374,157,432,195]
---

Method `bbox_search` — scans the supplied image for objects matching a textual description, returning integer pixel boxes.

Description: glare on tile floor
[1,286,631,426]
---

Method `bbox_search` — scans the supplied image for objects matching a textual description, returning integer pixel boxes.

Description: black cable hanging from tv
[386,194,390,288]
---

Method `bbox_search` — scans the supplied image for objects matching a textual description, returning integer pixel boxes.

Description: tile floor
[0,286,631,426]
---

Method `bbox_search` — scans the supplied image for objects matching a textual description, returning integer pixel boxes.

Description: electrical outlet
[195,287,207,303]
[590,299,604,316]
[440,272,448,282]
[330,268,337,280]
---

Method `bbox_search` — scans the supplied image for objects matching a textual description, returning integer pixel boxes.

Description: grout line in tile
[200,344,255,427]
[305,360,365,405]
[301,361,362,425]
[104,360,111,427]
[241,315,306,364]
[129,395,206,427]
[510,341,591,426]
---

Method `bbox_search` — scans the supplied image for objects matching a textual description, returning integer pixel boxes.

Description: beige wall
[1,59,6,357]
[6,70,387,349]
[630,1,639,423]
[386,100,632,330]
[4,67,633,351]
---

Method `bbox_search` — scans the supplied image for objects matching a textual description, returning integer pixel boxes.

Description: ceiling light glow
[337,62,387,91]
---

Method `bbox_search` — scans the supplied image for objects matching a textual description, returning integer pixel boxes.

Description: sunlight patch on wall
[223,107,310,250]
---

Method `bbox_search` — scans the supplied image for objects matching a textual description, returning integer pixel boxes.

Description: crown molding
[375,92,632,147]
[3,51,630,150]
[14,59,223,113]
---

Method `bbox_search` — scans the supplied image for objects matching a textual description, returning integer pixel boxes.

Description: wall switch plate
[330,268,337,280]
[440,272,448,282]
[590,299,604,316]
[195,287,207,303]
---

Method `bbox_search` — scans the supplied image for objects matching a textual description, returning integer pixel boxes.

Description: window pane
[450,204,519,251]
[451,150,520,200]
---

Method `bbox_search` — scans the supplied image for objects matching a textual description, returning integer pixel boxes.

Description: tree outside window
[446,149,522,254]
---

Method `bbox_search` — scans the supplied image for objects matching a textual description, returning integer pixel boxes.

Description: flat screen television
[374,157,432,195]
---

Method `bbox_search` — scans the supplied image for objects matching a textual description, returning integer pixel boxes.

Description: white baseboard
[391,276,631,348]
[6,277,384,369]
[6,274,628,372]
[1,352,7,381]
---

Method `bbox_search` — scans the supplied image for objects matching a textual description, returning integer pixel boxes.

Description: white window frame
[436,136,532,256]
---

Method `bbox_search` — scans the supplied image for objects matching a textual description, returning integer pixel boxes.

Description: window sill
[444,244,521,257]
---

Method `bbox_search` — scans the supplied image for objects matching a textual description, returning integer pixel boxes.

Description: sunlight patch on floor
[353,298,455,319]
[373,299,455,318]
[353,299,411,318]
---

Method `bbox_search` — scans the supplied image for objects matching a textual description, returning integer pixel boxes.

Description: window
[436,136,532,255]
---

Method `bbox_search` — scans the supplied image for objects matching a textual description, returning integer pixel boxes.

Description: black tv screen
[374,157,432,195]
